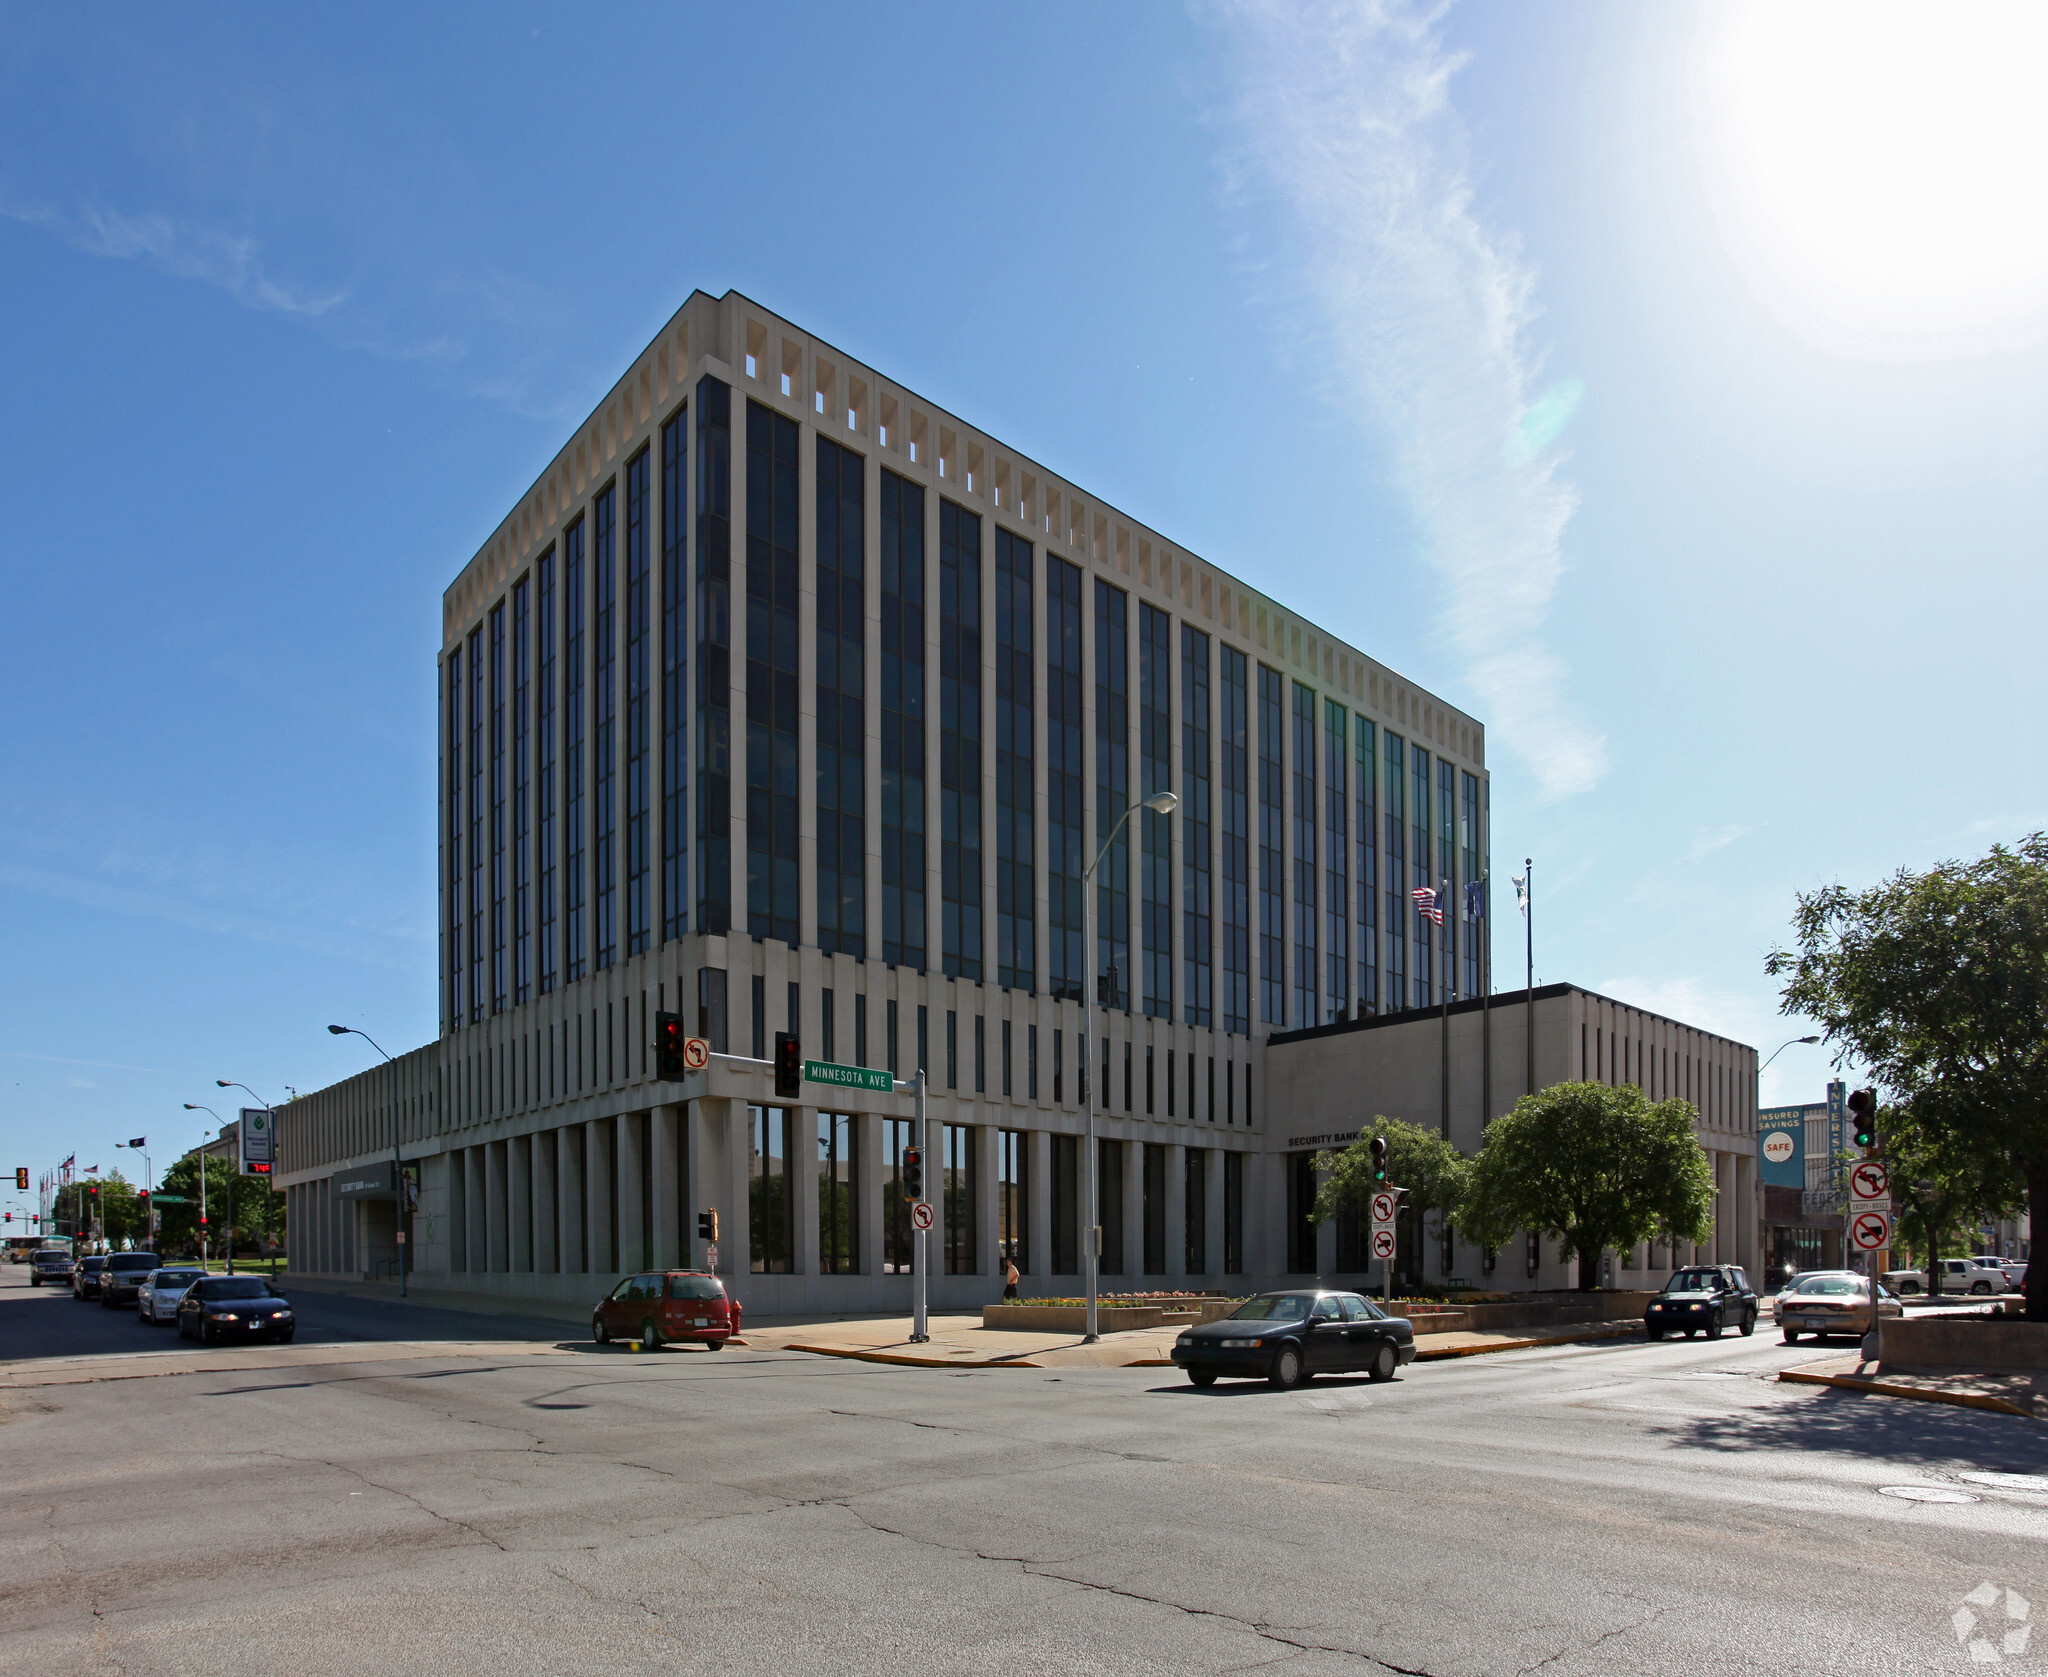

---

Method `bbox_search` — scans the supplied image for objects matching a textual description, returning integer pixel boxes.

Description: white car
[138,1267,208,1324]
[1886,1257,2015,1296]
[1775,1272,1903,1342]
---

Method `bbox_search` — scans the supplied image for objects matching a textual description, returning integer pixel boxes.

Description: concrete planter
[1879,1316,2048,1370]
[981,1305,1163,1333]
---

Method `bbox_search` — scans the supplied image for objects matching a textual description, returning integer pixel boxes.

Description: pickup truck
[1882,1257,2016,1295]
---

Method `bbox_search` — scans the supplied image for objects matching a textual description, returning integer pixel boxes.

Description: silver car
[138,1267,208,1325]
[1775,1272,1903,1343]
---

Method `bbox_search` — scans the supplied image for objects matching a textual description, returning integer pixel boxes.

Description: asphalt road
[2,1267,2042,1676]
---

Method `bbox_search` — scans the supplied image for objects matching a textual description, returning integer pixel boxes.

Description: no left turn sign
[1369,1191,1397,1226]
[1850,1209,1892,1251]
[910,1201,935,1231]
[1849,1160,1889,1201]
[682,1036,710,1071]
[1371,1229,1397,1261]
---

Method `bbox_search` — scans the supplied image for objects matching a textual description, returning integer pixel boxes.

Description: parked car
[591,1272,741,1351]
[1644,1265,1758,1339]
[1774,1272,1903,1341]
[98,1252,161,1307]
[1884,1257,2015,1296]
[138,1267,208,1324]
[177,1276,295,1343]
[29,1250,73,1287]
[1172,1290,1417,1388]
[71,1255,109,1300]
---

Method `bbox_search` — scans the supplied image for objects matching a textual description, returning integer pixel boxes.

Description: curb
[785,1342,1045,1369]
[1414,1322,1643,1361]
[1777,1366,2036,1420]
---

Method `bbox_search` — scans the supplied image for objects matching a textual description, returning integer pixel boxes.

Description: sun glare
[1699,0,2048,356]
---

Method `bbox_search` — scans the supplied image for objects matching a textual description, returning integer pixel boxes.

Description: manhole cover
[1960,1472,2048,1494]
[1878,1485,1981,1503]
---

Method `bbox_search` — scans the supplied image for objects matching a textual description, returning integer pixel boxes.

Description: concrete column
[694,1097,745,1281]
[857,1107,885,1279]
[533,1129,558,1273]
[1202,1145,1225,1283]
[975,1122,999,1277]
[466,1146,488,1274]
[487,1140,509,1272]
[651,1104,681,1273]
[1025,1125,1052,1280]
[792,1103,819,1278]
[617,1109,647,1276]
[1737,1152,1759,1279]
[559,1126,587,1273]
[509,1136,532,1272]
[586,1119,616,1278]
[1163,1143,1187,1278]
[1120,1138,1143,1283]
[444,1151,466,1273]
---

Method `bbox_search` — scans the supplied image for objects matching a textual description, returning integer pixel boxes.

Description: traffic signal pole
[912,1070,928,1344]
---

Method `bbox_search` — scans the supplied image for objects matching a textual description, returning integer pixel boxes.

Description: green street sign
[804,1060,894,1094]
[152,1195,190,1204]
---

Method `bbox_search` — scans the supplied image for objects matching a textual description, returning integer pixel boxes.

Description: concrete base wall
[1880,1316,2048,1370]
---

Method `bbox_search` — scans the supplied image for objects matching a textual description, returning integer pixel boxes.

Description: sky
[3,0,2044,1198]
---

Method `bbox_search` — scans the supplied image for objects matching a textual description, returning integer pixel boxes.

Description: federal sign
[806,1060,894,1094]
[1849,1160,1890,1202]
[1371,1228,1397,1261]
[1850,1209,1893,1251]
[910,1201,935,1231]
[1369,1191,1398,1227]
[682,1036,710,1072]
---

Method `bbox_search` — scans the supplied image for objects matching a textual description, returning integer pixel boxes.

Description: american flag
[1412,886,1444,926]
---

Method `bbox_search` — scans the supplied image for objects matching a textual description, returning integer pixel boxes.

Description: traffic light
[774,1031,802,1099]
[13,1167,26,1190]
[1370,1135,1388,1183]
[137,1191,150,1225]
[4,1212,11,1224]
[902,1146,923,1202]
[654,1011,688,1080]
[1847,1088,1878,1152]
[697,1210,719,1244]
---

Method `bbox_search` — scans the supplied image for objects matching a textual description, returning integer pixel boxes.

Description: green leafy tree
[1462,1082,1715,1291]
[154,1151,281,1259]
[1881,1098,2024,1296]
[1767,833,2047,1320]
[55,1173,139,1245]
[1313,1118,1470,1274]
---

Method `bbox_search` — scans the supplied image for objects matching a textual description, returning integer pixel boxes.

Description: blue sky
[3,1,2043,1194]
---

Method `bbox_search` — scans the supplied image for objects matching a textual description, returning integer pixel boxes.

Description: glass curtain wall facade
[879,470,926,969]
[512,577,531,1005]
[1354,717,1375,1014]
[624,450,652,959]
[446,642,462,1026]
[746,403,801,945]
[1256,665,1286,1027]
[1047,556,1085,1003]
[1438,758,1456,999]
[562,521,587,981]
[815,436,866,956]
[942,1123,977,1274]
[749,1105,792,1273]
[489,603,507,1015]
[660,410,688,944]
[592,484,617,971]
[1412,743,1432,1004]
[1290,681,1316,1028]
[940,502,982,979]
[468,626,484,1020]
[1092,579,1129,1010]
[1219,646,1250,1035]
[1462,770,1483,997]
[1139,603,1172,1020]
[1323,700,1348,1023]
[694,377,732,935]
[994,529,1035,992]
[817,1113,857,1275]
[537,550,557,993]
[1384,729,1405,1008]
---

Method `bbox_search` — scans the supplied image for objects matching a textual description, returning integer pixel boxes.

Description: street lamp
[1081,787,1178,1344]
[114,1139,152,1248]
[1760,1035,1821,1074]
[328,1026,407,1298]
[217,1080,279,1277]
[182,1104,221,1269]
[1754,1036,1820,1286]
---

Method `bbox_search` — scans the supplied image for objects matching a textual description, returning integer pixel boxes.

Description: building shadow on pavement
[1650,1382,2047,1473]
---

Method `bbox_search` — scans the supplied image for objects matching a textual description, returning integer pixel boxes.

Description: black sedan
[71,1255,109,1300]
[1172,1290,1418,1388]
[176,1276,296,1344]
[1644,1265,1758,1339]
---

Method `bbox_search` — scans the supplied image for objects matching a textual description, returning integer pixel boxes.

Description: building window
[1291,681,1317,1027]
[1184,1149,1207,1274]
[942,1123,978,1274]
[1462,768,1482,998]
[1411,743,1433,1004]
[1028,1022,1038,1099]
[946,1008,958,1089]
[1257,664,1286,1027]
[995,529,1036,992]
[974,1014,986,1093]
[816,435,866,957]
[445,642,462,1027]
[1098,1139,1125,1275]
[468,624,485,1020]
[940,500,983,980]
[747,402,801,945]
[1324,699,1349,1022]
[749,1105,793,1274]
[1220,645,1250,1035]
[593,482,618,971]
[817,1112,858,1275]
[694,377,732,935]
[883,1118,914,1273]
[660,409,688,944]
[512,577,532,1006]
[1093,578,1130,1010]
[1051,1133,1079,1274]
[624,450,652,959]
[490,603,508,1014]
[1355,716,1376,1014]
[998,1129,1027,1272]
[1142,1142,1166,1275]
[1439,756,1457,999]
[1287,1151,1317,1273]
[1047,556,1086,1002]
[880,469,926,969]
[1181,626,1212,1028]
[537,551,557,995]
[1224,1151,1244,1274]
[563,518,587,981]
[1139,602,1172,1020]
[1384,728,1405,1009]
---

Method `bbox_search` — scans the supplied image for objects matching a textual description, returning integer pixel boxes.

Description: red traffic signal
[774,1032,802,1099]
[902,1146,924,1202]
[654,1011,688,1081]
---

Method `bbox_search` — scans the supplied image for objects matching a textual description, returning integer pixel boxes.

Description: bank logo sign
[1756,1103,1819,1187]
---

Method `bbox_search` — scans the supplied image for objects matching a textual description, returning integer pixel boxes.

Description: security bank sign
[1757,1104,1818,1188]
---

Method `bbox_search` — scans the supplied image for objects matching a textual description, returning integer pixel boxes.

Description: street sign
[1371,1228,1396,1261]
[1849,1160,1890,1202]
[910,1201,935,1231]
[683,1037,710,1072]
[805,1060,894,1093]
[1369,1191,1397,1227]
[1850,1209,1892,1251]
[152,1194,190,1204]
[1827,1080,1846,1184]
[704,1243,718,1271]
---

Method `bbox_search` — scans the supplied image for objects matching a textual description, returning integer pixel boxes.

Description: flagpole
[1439,875,1451,1144]
[1524,858,1535,1096]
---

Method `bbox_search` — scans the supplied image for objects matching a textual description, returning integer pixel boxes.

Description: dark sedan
[71,1255,109,1300]
[1172,1290,1417,1388]
[98,1252,161,1307]
[1644,1265,1758,1339]
[176,1276,296,1344]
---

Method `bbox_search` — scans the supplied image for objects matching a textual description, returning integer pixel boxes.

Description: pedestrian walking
[1003,1254,1020,1301]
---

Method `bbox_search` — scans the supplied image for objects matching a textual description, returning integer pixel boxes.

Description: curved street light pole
[181,1104,222,1269]
[1754,1036,1820,1284]
[218,1080,279,1278]
[1082,789,1178,1344]
[329,1026,406,1297]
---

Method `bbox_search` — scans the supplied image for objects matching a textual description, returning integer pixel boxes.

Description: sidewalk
[1779,1354,2048,1421]
[745,1312,1645,1370]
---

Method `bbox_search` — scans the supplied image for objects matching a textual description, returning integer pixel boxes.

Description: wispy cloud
[1202,0,1607,800]
[1684,822,1761,863]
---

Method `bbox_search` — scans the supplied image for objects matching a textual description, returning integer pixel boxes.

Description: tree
[1882,1098,2024,1297]
[154,1150,278,1258]
[54,1173,140,1247]
[1767,833,2047,1320]
[1462,1082,1715,1291]
[1313,1118,1470,1277]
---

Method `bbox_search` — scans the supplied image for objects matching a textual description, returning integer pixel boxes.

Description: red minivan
[592,1271,740,1351]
